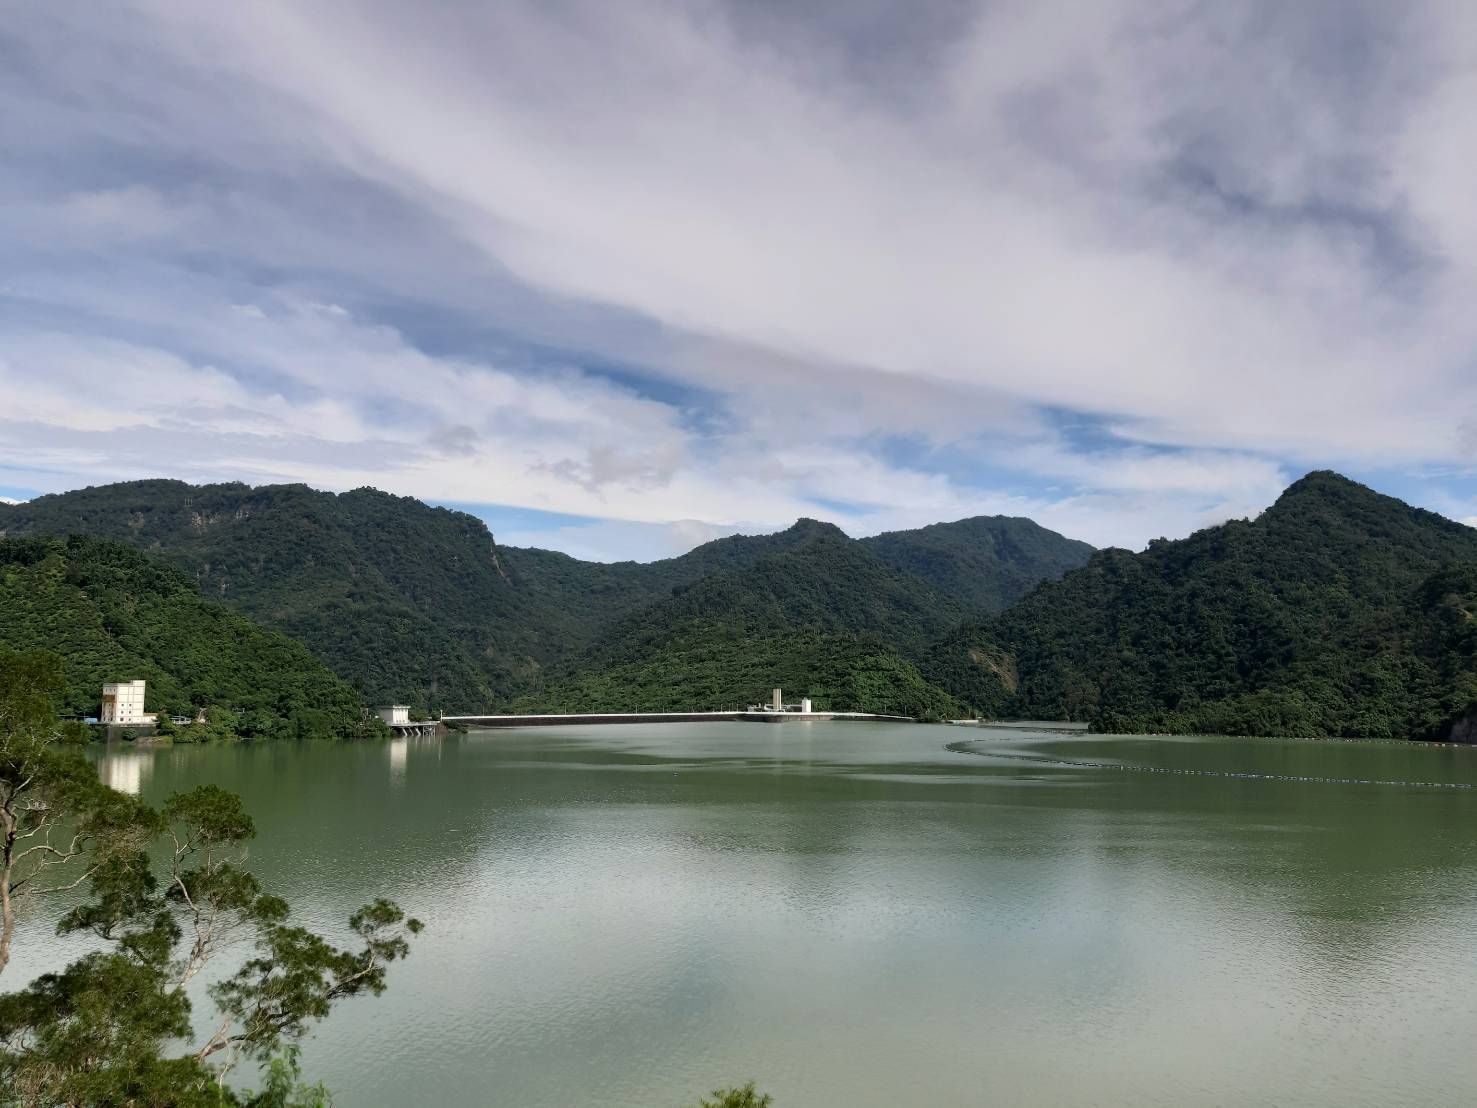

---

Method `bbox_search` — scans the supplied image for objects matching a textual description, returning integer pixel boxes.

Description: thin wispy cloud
[3,1,1476,557]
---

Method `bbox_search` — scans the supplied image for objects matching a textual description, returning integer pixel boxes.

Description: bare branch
[30,862,102,896]
[12,830,84,868]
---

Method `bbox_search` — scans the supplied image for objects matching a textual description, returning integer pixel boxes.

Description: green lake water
[13,723,1477,1106]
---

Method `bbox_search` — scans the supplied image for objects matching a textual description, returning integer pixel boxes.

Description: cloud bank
[3,1,1477,557]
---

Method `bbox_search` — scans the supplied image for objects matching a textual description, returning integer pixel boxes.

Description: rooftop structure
[746,689,815,714]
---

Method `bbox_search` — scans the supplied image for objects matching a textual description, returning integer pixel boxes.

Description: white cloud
[60,185,188,241]
[130,0,1477,469]
[3,0,1476,557]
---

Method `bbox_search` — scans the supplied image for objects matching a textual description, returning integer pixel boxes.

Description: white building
[100,680,157,725]
[377,705,411,725]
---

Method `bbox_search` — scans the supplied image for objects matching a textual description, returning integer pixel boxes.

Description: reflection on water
[46,724,1477,1106]
[98,748,151,795]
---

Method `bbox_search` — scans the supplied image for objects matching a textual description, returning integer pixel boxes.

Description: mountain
[518,631,967,719]
[592,520,963,657]
[861,516,1093,615]
[926,472,1477,740]
[0,481,544,710]
[0,535,375,738]
[0,481,1091,714]
[520,521,971,718]
[0,480,697,711]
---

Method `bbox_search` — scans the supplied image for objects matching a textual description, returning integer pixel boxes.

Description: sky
[4,1,1477,561]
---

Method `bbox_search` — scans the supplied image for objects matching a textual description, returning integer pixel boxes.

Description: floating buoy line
[944,741,1477,791]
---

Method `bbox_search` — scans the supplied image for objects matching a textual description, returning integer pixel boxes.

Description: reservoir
[15,723,1477,1105]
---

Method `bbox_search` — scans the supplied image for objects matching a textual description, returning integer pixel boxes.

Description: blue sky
[4,1,1477,561]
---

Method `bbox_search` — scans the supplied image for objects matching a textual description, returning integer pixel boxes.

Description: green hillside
[590,520,961,656]
[523,522,970,717]
[0,536,377,738]
[861,515,1093,615]
[926,472,1477,740]
[0,480,649,711]
[520,631,966,719]
[1,482,1090,714]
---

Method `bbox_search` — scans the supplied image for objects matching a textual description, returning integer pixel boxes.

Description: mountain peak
[1262,470,1396,520]
[928,468,1477,739]
[783,517,848,539]
[1274,470,1367,499]
[1265,470,1467,536]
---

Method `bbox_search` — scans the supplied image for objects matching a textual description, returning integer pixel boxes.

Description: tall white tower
[100,680,155,724]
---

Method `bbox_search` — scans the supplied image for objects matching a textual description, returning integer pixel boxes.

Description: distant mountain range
[0,481,1091,715]
[518,519,977,718]
[9,472,1477,741]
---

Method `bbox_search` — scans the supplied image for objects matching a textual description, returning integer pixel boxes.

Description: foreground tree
[0,648,422,1104]
[693,1082,774,1107]
[0,648,153,979]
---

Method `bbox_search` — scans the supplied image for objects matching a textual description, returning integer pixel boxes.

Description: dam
[439,709,915,728]
[429,689,914,729]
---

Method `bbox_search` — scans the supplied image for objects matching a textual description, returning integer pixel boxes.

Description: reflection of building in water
[388,736,408,784]
[100,680,157,725]
[101,751,151,795]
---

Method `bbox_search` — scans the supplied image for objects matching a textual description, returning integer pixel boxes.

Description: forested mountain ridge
[0,480,710,710]
[861,515,1094,616]
[1,480,563,710]
[14,471,1477,737]
[584,520,963,663]
[518,522,972,717]
[0,535,376,738]
[925,471,1477,739]
[0,481,1091,713]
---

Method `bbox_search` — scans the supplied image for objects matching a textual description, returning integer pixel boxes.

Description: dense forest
[0,536,379,739]
[0,482,1090,714]
[519,632,966,719]
[860,515,1093,616]
[8,472,1477,738]
[520,522,974,717]
[926,472,1477,740]
[1,481,641,711]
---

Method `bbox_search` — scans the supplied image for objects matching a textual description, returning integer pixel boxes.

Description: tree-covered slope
[861,515,1093,615]
[593,520,962,658]
[1,481,1090,714]
[926,472,1477,740]
[0,481,755,711]
[0,536,376,738]
[0,481,643,711]
[522,522,970,717]
[518,631,966,719]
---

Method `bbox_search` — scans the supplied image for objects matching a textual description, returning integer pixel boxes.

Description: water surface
[15,723,1477,1106]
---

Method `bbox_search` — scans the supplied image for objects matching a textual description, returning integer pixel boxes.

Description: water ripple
[947,741,1477,790]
